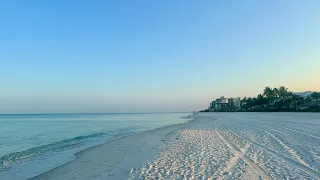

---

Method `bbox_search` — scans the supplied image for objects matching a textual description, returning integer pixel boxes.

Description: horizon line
[0,111,194,115]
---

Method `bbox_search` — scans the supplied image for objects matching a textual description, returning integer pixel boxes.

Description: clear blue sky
[1,0,320,113]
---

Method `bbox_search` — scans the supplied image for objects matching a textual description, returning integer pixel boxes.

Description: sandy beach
[30,113,320,180]
[29,114,197,180]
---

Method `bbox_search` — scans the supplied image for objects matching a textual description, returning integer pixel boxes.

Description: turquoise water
[0,113,191,180]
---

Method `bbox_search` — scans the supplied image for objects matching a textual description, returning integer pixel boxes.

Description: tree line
[241,86,320,111]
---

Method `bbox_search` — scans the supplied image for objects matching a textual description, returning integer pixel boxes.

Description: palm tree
[263,87,274,105]
[291,94,300,109]
[273,88,279,99]
[242,97,247,101]
[311,92,320,106]
[278,86,289,98]
[257,94,267,107]
[246,97,253,110]
[241,97,247,109]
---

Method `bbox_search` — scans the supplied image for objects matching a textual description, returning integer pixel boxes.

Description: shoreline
[200,111,320,113]
[28,112,320,179]
[74,113,196,159]
[29,113,197,180]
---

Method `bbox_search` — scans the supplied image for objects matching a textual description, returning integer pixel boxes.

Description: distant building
[294,91,313,98]
[214,96,228,111]
[209,101,216,111]
[208,96,243,112]
[216,96,229,104]
[210,96,243,111]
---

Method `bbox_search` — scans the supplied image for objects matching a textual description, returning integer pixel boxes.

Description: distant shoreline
[0,112,191,116]
[200,107,320,113]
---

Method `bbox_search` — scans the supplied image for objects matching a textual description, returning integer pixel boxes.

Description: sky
[1,0,320,113]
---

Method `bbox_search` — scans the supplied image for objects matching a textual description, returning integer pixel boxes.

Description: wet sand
[31,112,320,180]
[30,114,196,180]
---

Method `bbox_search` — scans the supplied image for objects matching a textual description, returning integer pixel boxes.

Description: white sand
[29,114,196,180]
[30,113,320,180]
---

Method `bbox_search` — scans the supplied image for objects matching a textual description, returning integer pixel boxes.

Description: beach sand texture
[31,113,320,180]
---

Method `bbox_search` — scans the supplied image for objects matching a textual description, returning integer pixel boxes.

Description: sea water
[0,113,191,180]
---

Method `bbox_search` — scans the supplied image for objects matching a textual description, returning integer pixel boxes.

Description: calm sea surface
[0,113,191,180]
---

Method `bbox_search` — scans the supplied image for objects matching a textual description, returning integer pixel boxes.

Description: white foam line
[215,130,271,180]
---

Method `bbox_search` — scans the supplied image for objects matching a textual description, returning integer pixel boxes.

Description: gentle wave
[0,131,111,169]
[0,113,190,180]
[180,113,197,120]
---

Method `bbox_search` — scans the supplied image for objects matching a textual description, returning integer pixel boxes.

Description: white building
[209,96,241,111]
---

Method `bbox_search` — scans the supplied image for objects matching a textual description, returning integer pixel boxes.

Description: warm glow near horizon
[1,0,319,113]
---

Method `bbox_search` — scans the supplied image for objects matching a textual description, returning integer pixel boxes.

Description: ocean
[0,113,191,180]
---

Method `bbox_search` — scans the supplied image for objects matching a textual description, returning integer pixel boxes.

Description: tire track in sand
[228,130,320,179]
[248,125,312,169]
[264,130,310,168]
[216,150,240,180]
[281,127,320,140]
[215,130,271,180]
[213,122,241,179]
[216,135,251,179]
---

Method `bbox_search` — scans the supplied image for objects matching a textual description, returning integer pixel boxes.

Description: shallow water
[0,113,191,180]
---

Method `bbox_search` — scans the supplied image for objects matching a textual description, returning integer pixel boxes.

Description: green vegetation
[241,86,320,112]
[199,109,209,112]
[200,86,320,112]
[311,92,320,107]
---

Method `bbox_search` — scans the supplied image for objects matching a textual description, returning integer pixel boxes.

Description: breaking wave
[0,131,110,169]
